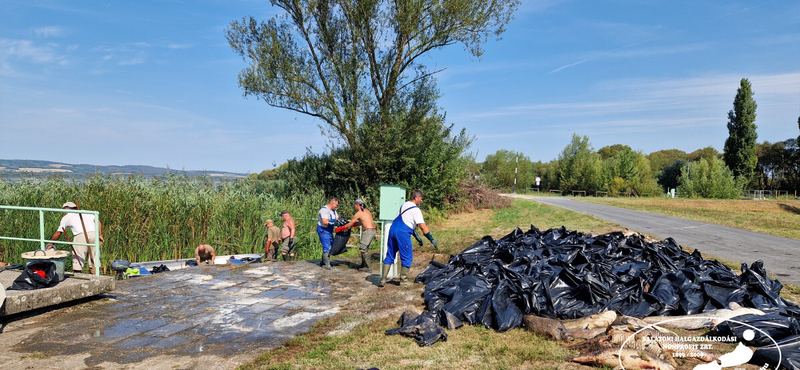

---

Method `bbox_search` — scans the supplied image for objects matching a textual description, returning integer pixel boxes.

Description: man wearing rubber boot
[317,197,339,270]
[335,199,376,272]
[379,189,437,287]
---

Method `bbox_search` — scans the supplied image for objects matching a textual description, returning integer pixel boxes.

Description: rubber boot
[399,266,411,286]
[321,253,333,270]
[378,264,391,287]
[358,252,370,272]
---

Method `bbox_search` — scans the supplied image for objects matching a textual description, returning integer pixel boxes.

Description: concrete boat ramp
[1,261,378,369]
[1,271,115,317]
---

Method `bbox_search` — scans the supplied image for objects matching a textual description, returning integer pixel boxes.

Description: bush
[677,157,743,198]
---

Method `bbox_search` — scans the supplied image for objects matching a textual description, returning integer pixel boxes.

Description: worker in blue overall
[317,197,339,270]
[379,189,437,287]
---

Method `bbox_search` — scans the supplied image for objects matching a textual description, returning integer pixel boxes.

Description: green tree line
[476,133,800,198]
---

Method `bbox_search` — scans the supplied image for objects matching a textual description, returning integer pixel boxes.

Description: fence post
[39,210,46,250]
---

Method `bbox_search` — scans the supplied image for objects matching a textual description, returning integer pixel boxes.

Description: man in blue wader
[317,197,339,270]
[379,189,437,287]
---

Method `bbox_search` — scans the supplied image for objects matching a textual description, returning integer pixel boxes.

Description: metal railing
[0,205,101,276]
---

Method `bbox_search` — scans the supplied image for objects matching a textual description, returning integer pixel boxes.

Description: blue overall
[383,206,417,268]
[317,208,337,254]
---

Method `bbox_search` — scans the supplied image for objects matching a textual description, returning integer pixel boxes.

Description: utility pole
[513,153,518,194]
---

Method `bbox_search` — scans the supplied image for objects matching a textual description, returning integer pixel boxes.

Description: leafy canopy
[226,0,520,148]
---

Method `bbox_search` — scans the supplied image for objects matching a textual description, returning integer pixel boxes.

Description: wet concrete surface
[1,259,379,369]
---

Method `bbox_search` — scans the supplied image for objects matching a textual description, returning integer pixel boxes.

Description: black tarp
[390,225,800,347]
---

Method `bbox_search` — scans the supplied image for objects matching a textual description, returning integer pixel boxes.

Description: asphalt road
[508,194,800,286]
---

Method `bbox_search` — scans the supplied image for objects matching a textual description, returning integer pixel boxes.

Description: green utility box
[379,185,406,220]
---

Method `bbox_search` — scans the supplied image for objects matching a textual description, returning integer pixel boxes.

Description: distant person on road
[379,190,437,287]
[317,198,339,270]
[264,219,281,262]
[335,199,376,272]
[195,244,216,265]
[279,210,296,261]
[47,202,104,273]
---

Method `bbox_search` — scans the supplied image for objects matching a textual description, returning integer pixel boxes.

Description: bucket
[22,250,70,281]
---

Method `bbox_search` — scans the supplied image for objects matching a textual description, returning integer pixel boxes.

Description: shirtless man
[279,210,297,261]
[335,199,376,272]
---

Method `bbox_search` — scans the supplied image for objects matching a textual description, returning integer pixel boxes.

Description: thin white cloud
[33,26,65,38]
[518,0,572,14]
[0,39,65,64]
[168,43,195,49]
[549,58,590,74]
[455,72,800,128]
[118,56,146,66]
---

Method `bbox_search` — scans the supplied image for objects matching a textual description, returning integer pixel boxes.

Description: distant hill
[0,159,248,179]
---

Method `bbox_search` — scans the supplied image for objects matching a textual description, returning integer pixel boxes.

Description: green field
[578,197,800,240]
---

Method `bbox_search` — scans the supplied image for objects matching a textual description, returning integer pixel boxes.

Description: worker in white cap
[47,202,104,273]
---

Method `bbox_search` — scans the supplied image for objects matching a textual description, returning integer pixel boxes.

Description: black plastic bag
[330,218,351,256]
[7,261,59,290]
[385,310,448,346]
[395,225,800,350]
[751,334,800,370]
[708,312,800,346]
[150,264,170,273]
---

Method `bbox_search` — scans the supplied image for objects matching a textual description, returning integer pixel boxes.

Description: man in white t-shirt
[316,197,339,270]
[379,189,437,287]
[47,202,104,273]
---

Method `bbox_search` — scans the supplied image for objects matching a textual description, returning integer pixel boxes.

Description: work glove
[412,230,424,246]
[424,232,438,250]
[334,226,348,233]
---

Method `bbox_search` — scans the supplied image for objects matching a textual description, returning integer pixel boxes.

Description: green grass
[577,197,800,240]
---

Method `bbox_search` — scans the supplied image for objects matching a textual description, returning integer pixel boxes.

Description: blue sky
[2,0,799,174]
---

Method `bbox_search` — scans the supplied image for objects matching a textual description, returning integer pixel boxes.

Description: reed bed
[0,175,329,273]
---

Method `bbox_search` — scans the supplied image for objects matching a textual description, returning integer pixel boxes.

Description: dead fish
[570,327,608,340]
[614,315,674,335]
[612,327,715,364]
[642,303,765,330]
[563,310,617,331]
[571,348,676,370]
[603,328,677,367]
[522,314,574,341]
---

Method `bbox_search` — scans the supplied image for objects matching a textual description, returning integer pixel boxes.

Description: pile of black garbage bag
[388,225,800,353]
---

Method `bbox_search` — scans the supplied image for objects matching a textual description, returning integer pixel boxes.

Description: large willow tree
[226,0,519,148]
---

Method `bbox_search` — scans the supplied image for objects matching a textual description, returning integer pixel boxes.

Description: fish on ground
[562,310,617,331]
[642,303,765,330]
[522,314,574,341]
[571,348,676,370]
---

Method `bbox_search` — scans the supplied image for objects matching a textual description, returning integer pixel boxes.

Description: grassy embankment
[577,197,800,240]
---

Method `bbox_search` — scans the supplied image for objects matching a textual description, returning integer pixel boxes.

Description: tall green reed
[0,174,334,273]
